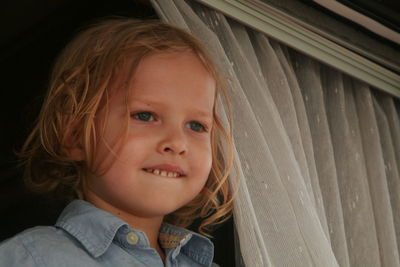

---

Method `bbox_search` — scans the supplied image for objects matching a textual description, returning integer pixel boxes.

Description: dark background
[0,0,235,266]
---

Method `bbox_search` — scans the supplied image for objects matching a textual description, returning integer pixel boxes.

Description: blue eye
[132,112,154,122]
[186,121,206,132]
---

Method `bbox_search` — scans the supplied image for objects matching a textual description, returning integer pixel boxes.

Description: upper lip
[143,164,186,176]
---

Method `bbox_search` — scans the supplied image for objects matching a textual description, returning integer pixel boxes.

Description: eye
[132,111,155,122]
[186,121,206,132]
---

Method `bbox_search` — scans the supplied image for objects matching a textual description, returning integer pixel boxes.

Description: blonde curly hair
[20,18,235,235]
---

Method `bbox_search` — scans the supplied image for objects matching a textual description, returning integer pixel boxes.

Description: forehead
[113,51,216,112]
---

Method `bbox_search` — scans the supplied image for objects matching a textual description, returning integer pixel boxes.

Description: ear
[68,146,84,161]
[63,128,85,161]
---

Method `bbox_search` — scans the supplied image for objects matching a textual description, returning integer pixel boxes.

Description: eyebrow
[130,98,213,118]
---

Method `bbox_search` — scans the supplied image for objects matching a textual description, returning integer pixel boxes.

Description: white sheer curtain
[151,1,400,266]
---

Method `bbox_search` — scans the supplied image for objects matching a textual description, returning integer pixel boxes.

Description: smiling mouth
[143,168,185,178]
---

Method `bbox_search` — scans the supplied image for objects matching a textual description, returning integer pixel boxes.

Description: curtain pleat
[151,1,400,266]
[374,95,400,258]
[251,33,318,216]
[380,97,400,257]
[354,83,400,267]
[293,55,350,267]
[268,41,328,239]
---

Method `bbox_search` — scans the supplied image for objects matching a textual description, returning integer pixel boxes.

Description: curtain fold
[354,82,400,267]
[151,1,400,266]
[293,55,350,267]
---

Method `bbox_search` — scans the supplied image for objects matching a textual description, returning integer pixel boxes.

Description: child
[0,18,235,266]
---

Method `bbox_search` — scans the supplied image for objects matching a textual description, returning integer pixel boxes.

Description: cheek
[204,150,213,176]
[93,121,127,171]
[203,138,213,166]
[98,129,150,163]
[193,140,213,178]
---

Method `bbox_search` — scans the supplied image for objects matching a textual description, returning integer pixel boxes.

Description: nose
[157,125,188,156]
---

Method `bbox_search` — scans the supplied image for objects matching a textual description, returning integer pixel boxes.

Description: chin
[127,206,179,219]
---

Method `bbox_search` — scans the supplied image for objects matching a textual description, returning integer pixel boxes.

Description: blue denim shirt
[0,200,218,267]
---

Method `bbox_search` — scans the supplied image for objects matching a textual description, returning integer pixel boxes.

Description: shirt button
[180,234,190,245]
[126,232,139,245]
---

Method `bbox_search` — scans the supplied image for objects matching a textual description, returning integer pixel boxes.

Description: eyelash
[132,111,155,122]
[131,111,208,133]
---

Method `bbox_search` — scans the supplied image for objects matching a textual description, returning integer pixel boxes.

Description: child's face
[86,51,215,220]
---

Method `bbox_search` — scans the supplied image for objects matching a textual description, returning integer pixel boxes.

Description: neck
[124,216,163,250]
[84,191,166,262]
[122,214,166,262]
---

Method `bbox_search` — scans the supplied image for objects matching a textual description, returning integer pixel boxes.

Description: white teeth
[145,168,180,177]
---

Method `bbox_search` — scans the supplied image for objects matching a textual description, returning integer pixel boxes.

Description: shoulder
[1,225,71,248]
[0,226,54,266]
[0,226,84,267]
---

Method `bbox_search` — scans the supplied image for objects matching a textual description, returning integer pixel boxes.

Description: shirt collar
[55,200,127,258]
[55,200,214,265]
[159,223,215,266]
